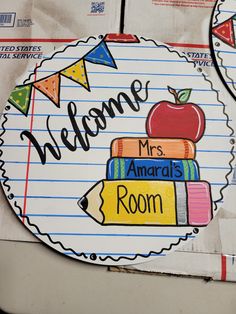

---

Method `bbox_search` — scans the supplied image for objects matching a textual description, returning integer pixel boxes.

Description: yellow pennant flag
[60,59,90,91]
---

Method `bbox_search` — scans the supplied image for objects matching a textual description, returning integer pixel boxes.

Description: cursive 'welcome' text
[20,79,150,164]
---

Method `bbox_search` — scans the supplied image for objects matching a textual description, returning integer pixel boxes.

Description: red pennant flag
[33,73,61,107]
[212,18,235,48]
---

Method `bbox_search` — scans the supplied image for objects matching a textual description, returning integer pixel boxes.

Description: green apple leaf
[177,88,192,103]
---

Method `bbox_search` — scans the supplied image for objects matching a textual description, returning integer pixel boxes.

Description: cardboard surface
[1,240,236,314]
[211,0,236,102]
[123,0,236,281]
[0,0,236,279]
[0,0,121,243]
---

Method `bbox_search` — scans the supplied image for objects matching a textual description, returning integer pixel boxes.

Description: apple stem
[167,86,181,104]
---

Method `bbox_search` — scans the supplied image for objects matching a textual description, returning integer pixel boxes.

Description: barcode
[0,12,15,27]
[0,14,12,24]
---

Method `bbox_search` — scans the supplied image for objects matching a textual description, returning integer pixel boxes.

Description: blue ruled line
[7,178,97,183]
[1,144,110,150]
[220,10,236,14]
[4,113,230,121]
[224,65,236,69]
[3,128,233,138]
[31,70,202,77]
[17,213,88,218]
[7,180,235,185]
[43,57,187,62]
[2,145,235,153]
[14,195,80,199]
[46,43,191,49]
[215,49,236,54]
[60,85,215,92]
[34,232,195,239]
[5,161,106,166]
[13,184,234,199]
[4,101,224,107]
[55,44,173,49]
[5,179,235,184]
[3,161,231,169]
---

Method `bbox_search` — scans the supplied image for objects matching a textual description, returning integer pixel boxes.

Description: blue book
[106,158,200,181]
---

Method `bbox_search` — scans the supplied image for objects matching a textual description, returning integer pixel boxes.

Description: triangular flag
[60,59,90,91]
[8,84,33,116]
[33,73,61,107]
[212,17,236,48]
[84,41,117,69]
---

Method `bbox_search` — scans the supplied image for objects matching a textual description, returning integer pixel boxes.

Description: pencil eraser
[187,182,212,226]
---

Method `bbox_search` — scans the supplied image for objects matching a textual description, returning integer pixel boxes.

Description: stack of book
[79,87,213,227]
[104,136,213,226]
[107,137,198,181]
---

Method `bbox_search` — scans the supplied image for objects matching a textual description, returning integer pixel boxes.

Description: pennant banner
[8,84,33,116]
[60,59,90,91]
[33,73,61,108]
[7,39,118,116]
[84,41,117,69]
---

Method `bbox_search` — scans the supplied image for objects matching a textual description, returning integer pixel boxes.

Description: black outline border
[0,34,235,265]
[210,0,236,103]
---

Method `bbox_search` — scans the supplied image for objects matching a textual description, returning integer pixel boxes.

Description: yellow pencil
[78,180,212,226]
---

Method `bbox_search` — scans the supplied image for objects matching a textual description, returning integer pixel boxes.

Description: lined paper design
[211,0,236,100]
[0,36,233,265]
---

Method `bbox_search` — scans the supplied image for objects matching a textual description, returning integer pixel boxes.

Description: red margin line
[167,42,209,49]
[0,38,210,48]
[221,254,227,281]
[0,38,76,42]
[1,52,43,54]
[22,67,37,223]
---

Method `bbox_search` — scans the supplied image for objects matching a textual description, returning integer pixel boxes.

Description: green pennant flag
[8,84,33,116]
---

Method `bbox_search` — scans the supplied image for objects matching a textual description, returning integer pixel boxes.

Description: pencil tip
[78,196,88,210]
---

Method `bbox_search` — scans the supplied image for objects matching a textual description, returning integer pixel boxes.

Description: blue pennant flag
[84,41,117,69]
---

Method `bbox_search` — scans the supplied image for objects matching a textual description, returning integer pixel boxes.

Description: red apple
[146,86,205,143]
